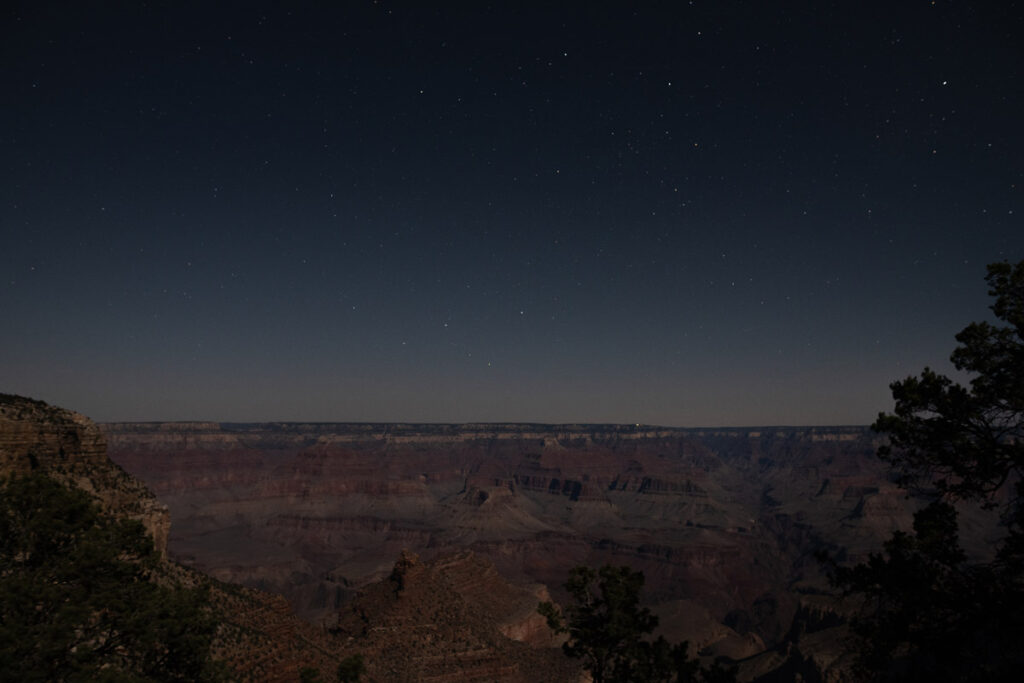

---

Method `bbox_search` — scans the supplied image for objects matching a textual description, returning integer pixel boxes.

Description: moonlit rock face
[0,395,171,556]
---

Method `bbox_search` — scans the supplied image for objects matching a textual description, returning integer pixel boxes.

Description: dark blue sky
[2,2,1021,425]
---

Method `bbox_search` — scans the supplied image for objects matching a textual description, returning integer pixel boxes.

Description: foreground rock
[335,550,578,682]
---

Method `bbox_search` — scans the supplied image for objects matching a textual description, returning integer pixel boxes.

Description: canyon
[3,396,584,682]
[16,393,995,679]
[104,420,918,669]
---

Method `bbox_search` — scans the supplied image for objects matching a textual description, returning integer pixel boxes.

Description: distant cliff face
[0,394,170,555]
[104,420,913,655]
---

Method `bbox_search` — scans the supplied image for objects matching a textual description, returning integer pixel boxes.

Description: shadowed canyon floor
[104,421,922,663]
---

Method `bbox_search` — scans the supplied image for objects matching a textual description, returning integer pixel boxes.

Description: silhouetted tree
[827,260,1024,680]
[0,473,223,682]
[539,564,736,682]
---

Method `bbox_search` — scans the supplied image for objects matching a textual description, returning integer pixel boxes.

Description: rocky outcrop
[0,394,107,470]
[0,394,170,555]
[0,395,367,681]
[334,550,578,682]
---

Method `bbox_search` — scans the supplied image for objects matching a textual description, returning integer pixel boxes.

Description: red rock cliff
[0,394,170,555]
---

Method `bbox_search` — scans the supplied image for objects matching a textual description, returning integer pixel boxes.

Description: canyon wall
[0,394,170,554]
[104,421,911,655]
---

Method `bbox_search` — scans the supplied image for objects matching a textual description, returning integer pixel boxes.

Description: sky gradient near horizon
[2,2,1022,425]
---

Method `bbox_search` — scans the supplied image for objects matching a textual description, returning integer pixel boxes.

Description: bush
[0,473,223,682]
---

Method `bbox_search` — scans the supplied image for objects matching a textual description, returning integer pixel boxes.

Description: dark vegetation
[0,472,223,682]
[336,653,365,682]
[539,564,737,682]
[299,655,365,683]
[825,260,1024,680]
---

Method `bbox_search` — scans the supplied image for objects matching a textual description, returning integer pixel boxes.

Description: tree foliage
[828,260,1024,680]
[0,473,223,682]
[875,260,1024,520]
[538,564,736,683]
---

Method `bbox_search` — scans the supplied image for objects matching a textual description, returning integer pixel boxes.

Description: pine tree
[539,564,736,682]
[828,260,1024,680]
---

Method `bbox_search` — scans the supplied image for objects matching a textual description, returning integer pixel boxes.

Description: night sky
[2,2,1021,425]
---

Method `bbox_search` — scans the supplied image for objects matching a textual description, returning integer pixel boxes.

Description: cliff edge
[0,393,170,555]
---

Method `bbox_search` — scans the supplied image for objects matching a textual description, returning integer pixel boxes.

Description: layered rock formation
[334,550,578,682]
[0,394,351,682]
[0,394,170,554]
[5,395,926,680]
[104,421,915,662]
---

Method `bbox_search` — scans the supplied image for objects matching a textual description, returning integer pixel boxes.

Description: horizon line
[97,419,873,431]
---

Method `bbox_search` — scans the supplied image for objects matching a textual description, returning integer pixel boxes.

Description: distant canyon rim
[103,420,957,655]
